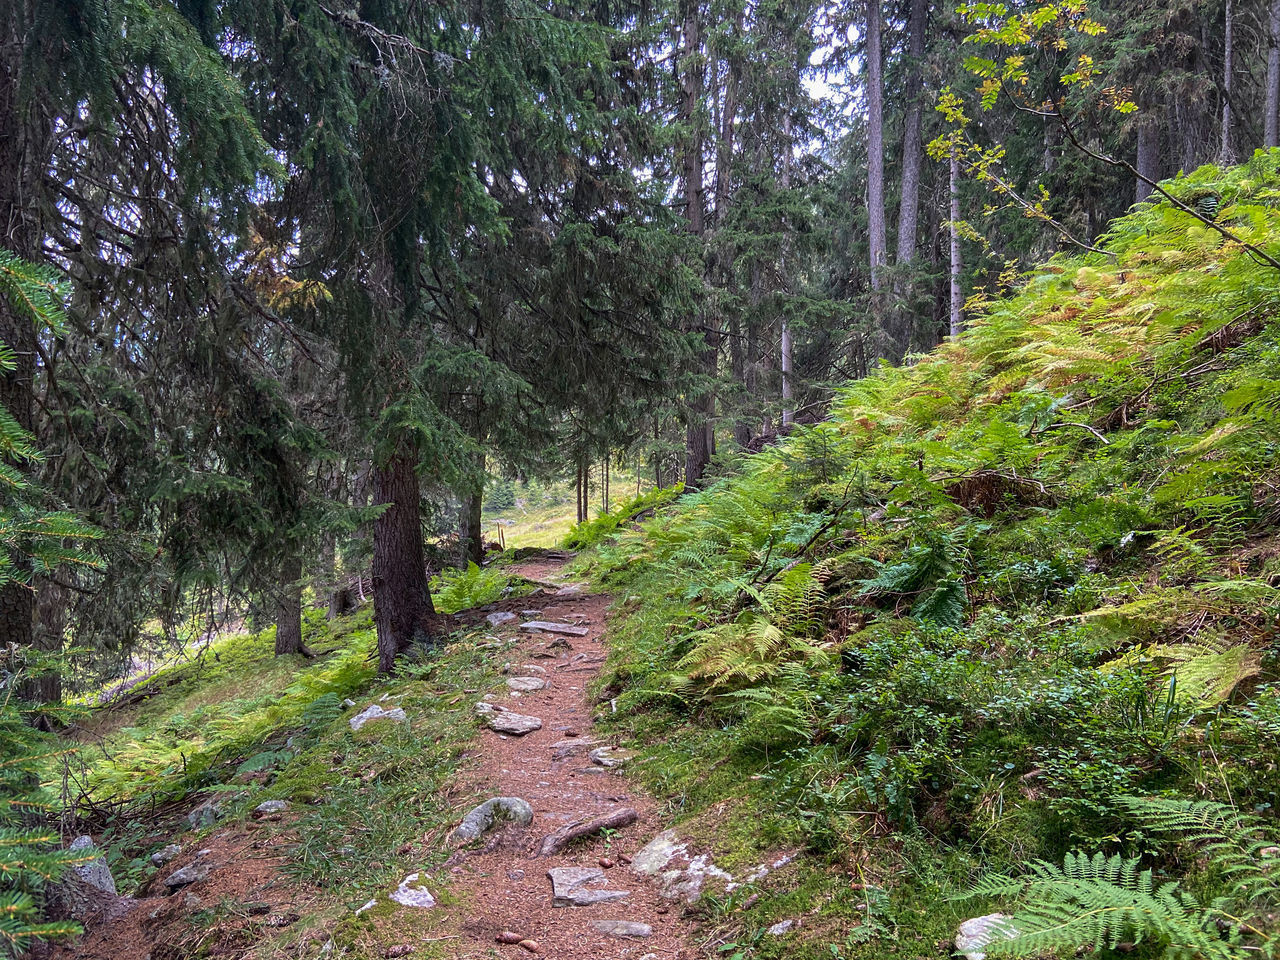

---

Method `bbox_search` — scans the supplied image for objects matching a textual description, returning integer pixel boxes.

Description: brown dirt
[49,558,698,960]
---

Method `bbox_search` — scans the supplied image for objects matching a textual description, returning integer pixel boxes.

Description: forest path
[434,556,694,959]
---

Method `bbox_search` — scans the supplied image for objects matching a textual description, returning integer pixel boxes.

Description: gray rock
[389,873,436,909]
[507,676,547,693]
[631,830,733,902]
[589,920,651,938]
[767,919,797,936]
[451,797,535,844]
[186,799,222,830]
[521,610,542,617]
[341,698,357,708]
[254,800,289,815]
[555,583,587,598]
[474,702,542,735]
[519,620,590,637]
[551,738,594,760]
[151,843,181,867]
[68,836,117,896]
[486,611,518,627]
[165,861,212,889]
[349,703,408,731]
[548,866,630,907]
[955,914,1017,960]
[589,746,633,768]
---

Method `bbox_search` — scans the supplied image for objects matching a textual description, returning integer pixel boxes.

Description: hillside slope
[585,154,1280,958]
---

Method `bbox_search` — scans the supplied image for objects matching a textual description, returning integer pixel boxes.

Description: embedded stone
[589,920,651,938]
[349,704,407,731]
[389,873,437,909]
[589,746,633,768]
[548,866,629,907]
[507,676,547,693]
[486,611,518,627]
[164,861,211,889]
[451,797,535,844]
[475,702,542,735]
[151,844,181,867]
[254,800,289,815]
[519,621,590,637]
[955,914,1017,960]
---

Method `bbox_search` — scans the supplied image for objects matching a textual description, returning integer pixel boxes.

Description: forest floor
[50,557,710,960]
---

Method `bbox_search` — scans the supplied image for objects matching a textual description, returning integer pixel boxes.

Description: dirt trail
[439,557,695,959]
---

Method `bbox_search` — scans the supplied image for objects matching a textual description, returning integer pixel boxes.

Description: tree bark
[1220,0,1235,164]
[372,449,432,673]
[780,321,793,427]
[1135,117,1160,204]
[274,553,308,656]
[894,0,926,270]
[461,488,483,566]
[0,23,39,653]
[949,148,963,338]
[865,0,887,298]
[1268,0,1280,148]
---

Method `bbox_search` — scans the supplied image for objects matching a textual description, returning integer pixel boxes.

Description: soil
[49,557,697,960]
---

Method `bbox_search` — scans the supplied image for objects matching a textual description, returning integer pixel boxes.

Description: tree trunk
[0,29,39,653]
[780,322,793,427]
[1221,0,1235,164]
[461,489,483,566]
[680,0,713,489]
[1268,0,1280,148]
[1135,117,1160,204]
[894,0,926,270]
[372,450,432,673]
[949,148,963,338]
[274,553,308,656]
[866,0,887,299]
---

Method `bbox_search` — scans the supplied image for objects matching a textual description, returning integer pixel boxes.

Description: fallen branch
[538,807,638,856]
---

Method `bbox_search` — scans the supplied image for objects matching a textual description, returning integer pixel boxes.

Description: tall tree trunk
[866,0,887,300]
[1268,0,1280,148]
[1221,0,1235,164]
[1135,116,1160,203]
[949,148,963,338]
[274,553,308,657]
[680,0,713,489]
[461,489,483,566]
[0,29,39,654]
[372,449,432,673]
[894,0,926,270]
[780,321,793,427]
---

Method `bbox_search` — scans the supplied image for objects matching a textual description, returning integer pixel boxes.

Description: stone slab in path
[519,621,590,637]
[547,866,630,907]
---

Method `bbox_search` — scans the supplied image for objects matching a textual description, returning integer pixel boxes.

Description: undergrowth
[586,155,1280,958]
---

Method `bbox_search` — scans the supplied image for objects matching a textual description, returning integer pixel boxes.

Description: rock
[151,843,181,867]
[48,835,132,922]
[342,698,357,708]
[507,676,547,693]
[474,702,542,735]
[519,620,590,637]
[589,746,633,768]
[451,797,535,844]
[389,873,437,909]
[486,611,518,627]
[183,892,203,908]
[356,899,378,915]
[186,799,222,830]
[630,829,734,902]
[555,583,587,598]
[521,609,542,617]
[547,866,630,907]
[164,860,212,889]
[254,800,289,815]
[955,914,1018,960]
[767,919,797,936]
[349,704,408,731]
[589,920,651,938]
[516,664,547,675]
[551,738,594,760]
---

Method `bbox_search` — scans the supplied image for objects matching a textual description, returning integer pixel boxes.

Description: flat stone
[165,861,211,889]
[389,873,437,909]
[486,611,518,627]
[589,920,651,938]
[254,800,289,815]
[519,620,590,637]
[555,584,587,598]
[955,914,1017,960]
[507,676,547,692]
[551,738,595,760]
[631,830,733,902]
[521,610,542,617]
[548,866,629,907]
[451,797,535,844]
[589,746,633,768]
[349,704,408,731]
[151,844,181,867]
[475,702,542,735]
[186,800,222,830]
[767,919,797,936]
